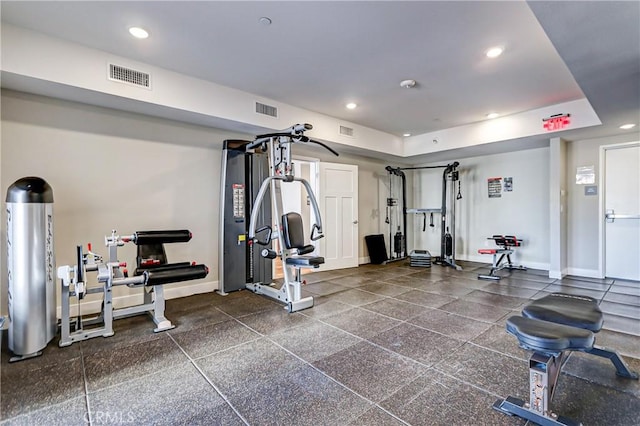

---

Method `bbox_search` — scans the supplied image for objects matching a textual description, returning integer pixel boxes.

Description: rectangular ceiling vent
[255,102,278,118]
[108,64,151,89]
[339,125,355,137]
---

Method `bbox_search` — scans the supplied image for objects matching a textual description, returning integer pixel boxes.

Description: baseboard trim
[55,280,218,318]
[462,254,550,272]
[359,256,370,265]
[566,268,602,279]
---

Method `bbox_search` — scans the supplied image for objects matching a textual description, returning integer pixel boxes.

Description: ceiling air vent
[339,125,354,137]
[108,64,151,89]
[255,102,278,118]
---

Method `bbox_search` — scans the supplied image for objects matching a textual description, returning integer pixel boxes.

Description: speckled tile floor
[2,261,639,425]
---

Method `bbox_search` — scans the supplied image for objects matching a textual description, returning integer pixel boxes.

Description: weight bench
[478,235,526,280]
[493,293,638,425]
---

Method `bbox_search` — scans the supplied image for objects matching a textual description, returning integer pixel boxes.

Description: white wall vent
[255,102,278,118]
[108,64,151,89]
[339,125,354,137]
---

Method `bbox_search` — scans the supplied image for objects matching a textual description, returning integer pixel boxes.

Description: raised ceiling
[1,1,638,153]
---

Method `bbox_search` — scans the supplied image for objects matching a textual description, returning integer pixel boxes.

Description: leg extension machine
[57,229,209,346]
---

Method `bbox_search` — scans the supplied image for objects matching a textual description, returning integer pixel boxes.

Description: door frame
[598,140,640,278]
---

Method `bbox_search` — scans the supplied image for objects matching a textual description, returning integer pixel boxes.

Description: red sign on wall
[543,113,571,131]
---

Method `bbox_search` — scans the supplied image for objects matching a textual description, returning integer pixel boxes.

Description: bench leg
[505,254,527,271]
[586,345,639,379]
[494,351,581,425]
[478,253,502,280]
[492,396,581,426]
[149,285,175,332]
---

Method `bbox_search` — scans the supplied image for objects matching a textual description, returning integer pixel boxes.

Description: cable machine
[384,166,407,262]
[384,162,462,270]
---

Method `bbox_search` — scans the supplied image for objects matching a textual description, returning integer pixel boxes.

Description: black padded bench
[494,293,638,426]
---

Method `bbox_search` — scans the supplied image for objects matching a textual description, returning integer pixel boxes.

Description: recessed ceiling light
[403,133,411,137]
[486,47,503,58]
[487,112,499,119]
[129,27,149,39]
[259,17,272,26]
[400,79,417,89]
[346,103,357,110]
[620,123,636,130]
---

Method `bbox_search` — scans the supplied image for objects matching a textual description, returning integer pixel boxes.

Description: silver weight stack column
[6,177,56,362]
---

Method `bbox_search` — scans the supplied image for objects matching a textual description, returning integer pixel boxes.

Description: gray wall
[412,148,551,269]
[566,133,640,276]
[3,89,637,319]
[1,90,250,315]
[0,90,394,315]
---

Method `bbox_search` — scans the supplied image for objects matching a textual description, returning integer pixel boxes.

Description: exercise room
[1,2,639,425]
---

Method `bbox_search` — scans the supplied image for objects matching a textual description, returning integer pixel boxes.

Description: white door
[319,162,359,270]
[604,143,640,280]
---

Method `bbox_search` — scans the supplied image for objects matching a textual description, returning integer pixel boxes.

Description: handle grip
[261,249,277,259]
[310,224,324,241]
[253,225,272,246]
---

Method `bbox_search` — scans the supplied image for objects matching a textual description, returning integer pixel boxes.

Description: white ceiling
[1,1,638,155]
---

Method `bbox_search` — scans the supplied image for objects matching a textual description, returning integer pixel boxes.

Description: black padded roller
[145,264,208,286]
[134,230,192,245]
[134,262,192,276]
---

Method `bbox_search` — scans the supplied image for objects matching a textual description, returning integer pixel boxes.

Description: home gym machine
[384,162,462,270]
[219,123,338,312]
[57,229,208,346]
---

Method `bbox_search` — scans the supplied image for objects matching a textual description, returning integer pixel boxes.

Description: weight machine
[219,123,338,312]
[57,229,208,346]
[384,162,462,270]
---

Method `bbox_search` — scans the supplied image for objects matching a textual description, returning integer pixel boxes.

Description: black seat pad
[506,316,594,353]
[522,293,603,332]
[285,256,325,267]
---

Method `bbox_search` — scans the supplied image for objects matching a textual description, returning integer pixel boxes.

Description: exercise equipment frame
[57,229,208,347]
[231,123,338,312]
[384,162,462,269]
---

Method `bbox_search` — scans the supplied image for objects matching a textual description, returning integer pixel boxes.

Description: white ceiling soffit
[1,1,635,160]
[527,1,640,142]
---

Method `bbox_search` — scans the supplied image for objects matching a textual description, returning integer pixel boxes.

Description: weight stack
[6,177,56,360]
[409,250,431,268]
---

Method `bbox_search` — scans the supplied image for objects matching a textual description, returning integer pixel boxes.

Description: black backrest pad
[522,293,603,332]
[137,243,168,267]
[504,235,521,247]
[282,212,305,249]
